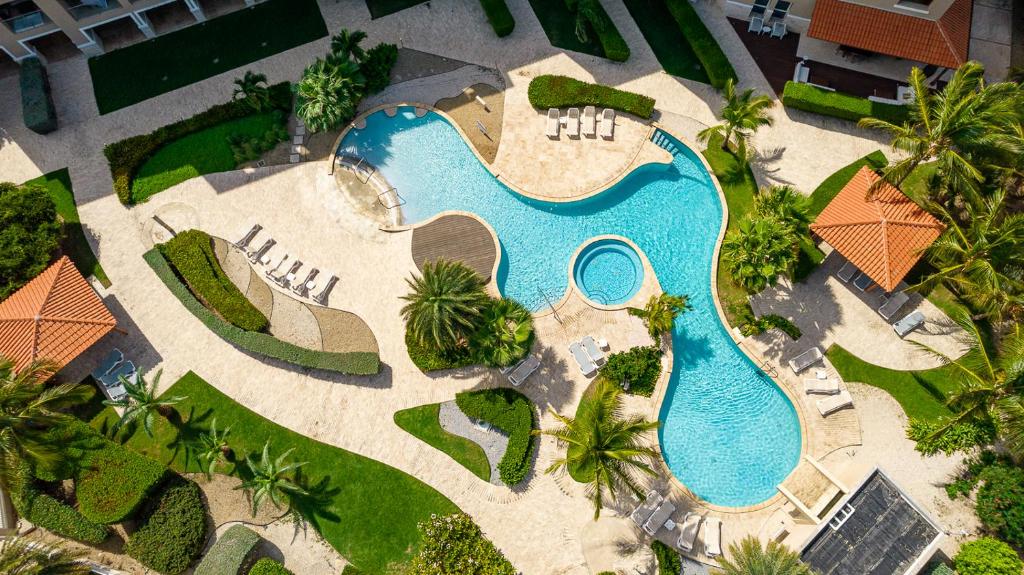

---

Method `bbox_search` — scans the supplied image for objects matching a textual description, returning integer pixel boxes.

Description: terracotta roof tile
[809,167,945,291]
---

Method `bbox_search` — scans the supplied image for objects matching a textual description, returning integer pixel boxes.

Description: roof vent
[828,503,856,530]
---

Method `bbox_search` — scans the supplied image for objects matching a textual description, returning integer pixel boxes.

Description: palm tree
[471,298,534,368]
[0,536,89,574]
[103,370,186,438]
[539,379,660,518]
[195,418,232,479]
[294,58,366,133]
[232,70,271,112]
[0,357,89,492]
[236,442,309,517]
[721,215,800,293]
[698,78,775,155]
[716,536,815,575]
[628,293,692,339]
[400,259,490,351]
[754,185,811,233]
[330,28,367,62]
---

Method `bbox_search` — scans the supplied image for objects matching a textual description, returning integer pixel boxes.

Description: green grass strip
[622,0,708,83]
[88,0,326,114]
[394,403,491,482]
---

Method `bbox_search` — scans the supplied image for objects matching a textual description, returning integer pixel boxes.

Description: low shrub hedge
[76,437,169,524]
[527,75,655,118]
[249,558,295,575]
[146,248,380,375]
[406,329,475,372]
[480,0,515,37]
[455,388,536,486]
[13,485,109,544]
[782,81,911,124]
[651,540,682,575]
[407,513,516,575]
[599,346,663,397]
[195,524,261,575]
[103,82,291,205]
[574,0,629,62]
[159,230,269,332]
[664,0,736,89]
[20,57,57,134]
[125,476,208,575]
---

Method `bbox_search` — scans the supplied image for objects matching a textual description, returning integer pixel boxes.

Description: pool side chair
[817,390,853,416]
[546,108,560,138]
[643,499,676,536]
[878,291,910,321]
[582,106,597,137]
[836,260,857,282]
[247,238,276,264]
[275,260,303,288]
[748,15,764,33]
[769,520,789,542]
[566,108,581,138]
[509,355,540,386]
[582,335,605,365]
[599,109,615,140]
[749,0,769,18]
[630,490,663,528]
[853,271,875,291]
[265,251,289,278]
[788,347,822,374]
[99,360,136,389]
[570,341,598,376]
[312,273,338,306]
[894,310,926,338]
[293,268,319,297]
[704,517,722,557]
[803,378,840,395]
[769,0,791,22]
[91,348,123,380]
[499,357,526,375]
[232,223,262,250]
[676,512,702,552]
[771,20,787,38]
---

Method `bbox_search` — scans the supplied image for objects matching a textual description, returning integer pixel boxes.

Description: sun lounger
[836,261,857,282]
[878,291,910,321]
[769,0,790,22]
[769,520,789,542]
[643,499,677,536]
[91,348,123,380]
[704,517,722,557]
[566,108,581,138]
[817,390,853,416]
[581,106,597,137]
[894,310,926,338]
[803,378,840,395]
[747,15,764,33]
[247,238,276,264]
[99,360,135,388]
[499,357,525,375]
[788,347,822,373]
[853,271,874,291]
[599,109,615,139]
[770,20,787,38]
[546,108,560,138]
[676,512,702,552]
[292,268,319,297]
[312,273,338,306]
[274,261,303,288]
[749,0,769,17]
[508,355,540,386]
[265,250,289,278]
[232,223,262,250]
[582,335,605,365]
[630,490,663,528]
[570,342,598,376]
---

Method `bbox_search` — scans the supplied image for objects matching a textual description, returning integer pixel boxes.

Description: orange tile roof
[809,167,945,292]
[806,0,972,69]
[0,257,116,374]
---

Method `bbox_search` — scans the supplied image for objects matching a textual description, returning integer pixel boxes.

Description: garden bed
[622,0,708,83]
[394,403,492,482]
[455,388,537,487]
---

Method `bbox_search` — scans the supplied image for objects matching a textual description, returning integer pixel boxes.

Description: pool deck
[410,212,499,282]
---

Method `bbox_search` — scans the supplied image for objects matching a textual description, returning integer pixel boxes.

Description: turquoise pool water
[573,238,644,306]
[339,108,801,506]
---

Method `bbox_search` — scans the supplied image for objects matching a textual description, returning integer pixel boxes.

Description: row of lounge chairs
[569,335,606,377]
[836,260,925,336]
[91,348,137,401]
[630,491,722,557]
[789,348,854,415]
[499,355,541,387]
[232,223,339,306]
[546,107,615,140]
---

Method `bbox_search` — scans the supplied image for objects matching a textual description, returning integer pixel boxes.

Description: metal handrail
[2,9,48,32]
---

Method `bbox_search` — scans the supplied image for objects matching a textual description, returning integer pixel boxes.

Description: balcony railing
[66,1,119,21]
[2,9,49,33]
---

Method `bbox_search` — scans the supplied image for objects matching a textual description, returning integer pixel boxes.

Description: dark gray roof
[801,470,942,575]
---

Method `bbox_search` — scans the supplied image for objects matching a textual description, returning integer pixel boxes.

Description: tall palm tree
[400,259,490,351]
[539,379,660,518]
[721,215,800,293]
[698,78,775,155]
[0,536,89,574]
[0,357,89,492]
[195,417,233,479]
[471,298,534,368]
[236,442,309,518]
[716,536,815,575]
[628,293,691,339]
[330,28,367,62]
[754,185,811,233]
[231,70,271,112]
[295,58,366,133]
[103,370,186,438]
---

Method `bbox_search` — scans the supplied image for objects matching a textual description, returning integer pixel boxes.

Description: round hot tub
[572,238,644,306]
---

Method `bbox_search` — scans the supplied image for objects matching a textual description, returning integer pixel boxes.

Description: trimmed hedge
[954,537,1023,575]
[527,75,655,119]
[146,248,380,375]
[599,346,662,397]
[361,43,399,94]
[249,558,295,575]
[664,0,736,89]
[652,540,682,575]
[480,0,515,37]
[160,230,268,332]
[103,82,291,205]
[782,81,911,124]
[20,57,57,134]
[13,486,109,544]
[455,388,536,486]
[573,0,629,62]
[195,524,261,575]
[76,437,169,524]
[125,477,208,575]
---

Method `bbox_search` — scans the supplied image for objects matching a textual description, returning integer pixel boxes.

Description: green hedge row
[77,437,169,524]
[528,75,655,118]
[480,0,515,37]
[455,388,536,486]
[146,249,380,375]
[103,82,291,205]
[782,81,911,124]
[20,57,57,134]
[250,558,295,575]
[195,524,261,575]
[160,230,269,332]
[572,0,630,62]
[13,486,109,544]
[665,0,737,89]
[125,477,208,575]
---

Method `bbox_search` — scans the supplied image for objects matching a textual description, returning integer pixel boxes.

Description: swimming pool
[339,107,801,507]
[573,238,644,306]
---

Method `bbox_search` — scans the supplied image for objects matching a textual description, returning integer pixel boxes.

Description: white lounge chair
[508,355,540,386]
[566,108,581,138]
[747,15,764,33]
[770,20,787,38]
[581,106,597,137]
[630,490,663,527]
[676,512,702,552]
[817,390,853,416]
[894,310,926,338]
[599,108,615,139]
[582,335,605,365]
[788,347,822,373]
[570,342,598,376]
[499,357,525,375]
[853,272,874,291]
[803,378,840,395]
[768,520,789,542]
[704,517,722,557]
[836,261,857,282]
[878,291,910,320]
[545,108,560,138]
[643,499,676,536]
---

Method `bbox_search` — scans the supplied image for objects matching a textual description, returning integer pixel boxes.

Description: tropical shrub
[455,388,536,486]
[0,181,62,299]
[295,57,365,133]
[651,540,682,575]
[406,513,516,575]
[721,214,800,293]
[954,537,1022,575]
[361,43,398,94]
[405,330,475,371]
[664,0,736,89]
[479,0,515,37]
[194,524,261,575]
[76,438,169,524]
[12,485,108,544]
[733,304,802,340]
[228,119,290,164]
[20,57,57,134]
[599,346,663,397]
[782,81,910,124]
[125,477,208,575]
[401,260,489,351]
[472,298,534,368]
[249,558,294,575]
[906,418,996,456]
[975,464,1024,547]
[572,0,629,61]
[527,75,655,118]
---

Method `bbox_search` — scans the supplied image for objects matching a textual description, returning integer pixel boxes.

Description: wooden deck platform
[411,214,497,281]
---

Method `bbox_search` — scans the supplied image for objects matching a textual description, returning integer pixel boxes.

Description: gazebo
[809,167,945,293]
[0,256,117,373]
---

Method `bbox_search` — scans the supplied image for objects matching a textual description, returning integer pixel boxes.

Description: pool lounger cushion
[508,355,540,386]
[836,260,857,282]
[570,342,598,376]
[803,378,840,395]
[878,291,910,320]
[582,335,605,364]
[630,490,663,528]
[704,517,722,557]
[788,347,822,373]
[643,499,676,536]
[894,310,926,337]
[817,390,854,416]
[676,512,702,552]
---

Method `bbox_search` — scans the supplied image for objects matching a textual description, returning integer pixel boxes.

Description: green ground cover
[91,372,458,573]
[806,150,888,217]
[364,0,427,19]
[527,0,605,58]
[622,0,708,83]
[23,169,109,286]
[394,403,492,482]
[88,0,326,114]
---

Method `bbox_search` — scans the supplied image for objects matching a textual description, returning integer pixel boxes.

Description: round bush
[249,558,294,575]
[124,477,208,575]
[954,537,1023,575]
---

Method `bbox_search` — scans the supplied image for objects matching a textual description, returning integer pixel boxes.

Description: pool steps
[651,131,680,156]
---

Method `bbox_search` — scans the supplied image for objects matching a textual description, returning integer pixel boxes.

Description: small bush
[228,120,289,164]
[249,558,294,575]
[361,43,399,94]
[599,346,662,397]
[20,57,57,134]
[782,81,910,124]
[76,438,169,524]
[954,537,1023,575]
[479,0,515,37]
[159,230,269,332]
[0,181,62,299]
[575,0,629,61]
[664,0,736,89]
[456,388,536,486]
[13,485,108,544]
[406,513,516,575]
[195,524,260,575]
[651,540,682,575]
[528,75,655,118]
[976,464,1024,547]
[906,418,996,456]
[406,329,475,372]
[735,307,802,340]
[125,477,208,575]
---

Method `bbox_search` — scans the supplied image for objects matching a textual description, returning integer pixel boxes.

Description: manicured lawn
[807,150,888,217]
[364,0,428,19]
[622,0,709,83]
[394,403,491,481]
[23,169,110,287]
[826,345,960,421]
[88,0,326,114]
[131,113,281,203]
[92,372,458,574]
[527,0,605,58]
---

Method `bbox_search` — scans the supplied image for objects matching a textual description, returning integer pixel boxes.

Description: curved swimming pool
[573,238,644,306]
[339,107,801,507]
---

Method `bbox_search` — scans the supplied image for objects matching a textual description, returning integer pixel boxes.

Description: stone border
[560,234,661,313]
